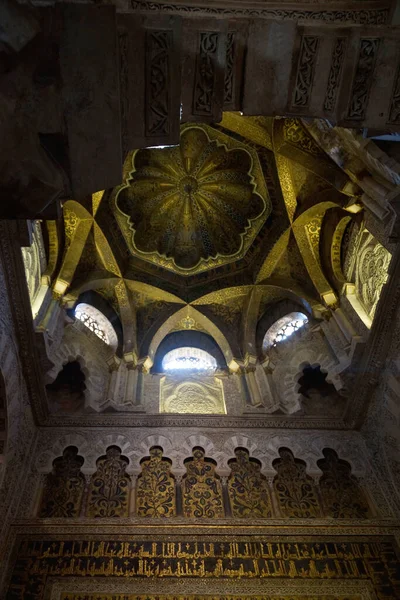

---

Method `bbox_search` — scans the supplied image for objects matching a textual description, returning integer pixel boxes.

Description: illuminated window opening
[263,312,308,351]
[162,347,217,372]
[75,303,118,349]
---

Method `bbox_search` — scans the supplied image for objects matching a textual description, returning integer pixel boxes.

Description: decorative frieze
[33,441,380,520]
[130,1,390,25]
[7,536,400,599]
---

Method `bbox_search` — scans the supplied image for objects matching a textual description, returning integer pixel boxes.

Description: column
[124,365,138,406]
[135,367,145,407]
[244,367,263,407]
[236,368,252,407]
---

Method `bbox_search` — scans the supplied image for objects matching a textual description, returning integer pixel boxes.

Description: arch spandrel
[190,300,244,361]
[126,283,186,359]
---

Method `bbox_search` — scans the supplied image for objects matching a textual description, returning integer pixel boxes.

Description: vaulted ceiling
[52,114,361,358]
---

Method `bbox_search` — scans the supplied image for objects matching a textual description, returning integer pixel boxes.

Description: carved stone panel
[324,37,347,113]
[389,63,400,124]
[136,446,176,517]
[350,229,392,322]
[291,35,320,109]
[160,374,226,414]
[361,29,400,129]
[86,446,130,518]
[182,447,225,518]
[39,446,85,518]
[273,448,321,518]
[287,26,348,120]
[223,22,247,112]
[117,14,182,154]
[227,448,272,518]
[317,449,371,518]
[181,18,227,123]
[347,38,380,121]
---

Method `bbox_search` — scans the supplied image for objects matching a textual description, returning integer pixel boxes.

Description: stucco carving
[268,326,344,414]
[46,323,109,412]
[33,427,371,486]
[21,221,47,311]
[130,0,389,25]
[361,281,400,513]
[47,577,376,600]
[0,240,38,591]
[160,373,226,414]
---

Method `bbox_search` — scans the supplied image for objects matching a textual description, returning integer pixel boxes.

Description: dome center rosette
[179,175,198,196]
[115,124,271,275]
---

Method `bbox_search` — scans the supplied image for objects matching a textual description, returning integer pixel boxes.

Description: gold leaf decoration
[228,448,272,518]
[317,449,371,518]
[86,446,131,518]
[283,118,322,156]
[273,448,321,518]
[116,125,270,274]
[136,446,176,518]
[182,447,225,518]
[39,446,85,518]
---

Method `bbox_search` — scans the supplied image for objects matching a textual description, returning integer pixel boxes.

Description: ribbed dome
[117,125,268,271]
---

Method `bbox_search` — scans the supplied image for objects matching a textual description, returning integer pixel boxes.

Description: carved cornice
[45,578,377,600]
[11,517,400,535]
[42,413,348,429]
[130,0,390,25]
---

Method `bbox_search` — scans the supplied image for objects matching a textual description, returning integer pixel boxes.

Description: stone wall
[0,235,38,591]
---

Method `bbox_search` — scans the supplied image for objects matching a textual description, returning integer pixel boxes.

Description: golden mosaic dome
[116,125,270,274]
